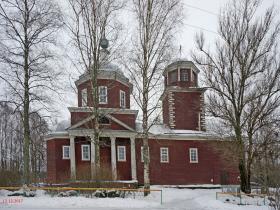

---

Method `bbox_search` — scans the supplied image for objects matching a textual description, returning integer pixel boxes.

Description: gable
[68,114,135,131]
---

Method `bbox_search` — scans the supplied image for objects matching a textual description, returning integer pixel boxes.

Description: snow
[0,187,270,210]
[136,123,214,137]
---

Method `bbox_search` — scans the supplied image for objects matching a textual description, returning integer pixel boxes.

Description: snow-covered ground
[0,187,270,210]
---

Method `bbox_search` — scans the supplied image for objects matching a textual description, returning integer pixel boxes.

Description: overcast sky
[48,0,280,127]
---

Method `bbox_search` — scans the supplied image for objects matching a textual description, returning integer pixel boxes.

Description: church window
[99,86,108,104]
[81,88,87,106]
[180,69,189,81]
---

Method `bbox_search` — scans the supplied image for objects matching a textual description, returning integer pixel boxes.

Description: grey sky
[24,0,280,127]
[179,0,280,58]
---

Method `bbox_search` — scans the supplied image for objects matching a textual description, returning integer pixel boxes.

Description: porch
[68,129,137,182]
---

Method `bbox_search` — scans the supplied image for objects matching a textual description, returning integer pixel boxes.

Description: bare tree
[0,102,48,185]
[126,0,183,194]
[252,123,280,193]
[0,0,63,184]
[192,0,280,193]
[66,0,125,179]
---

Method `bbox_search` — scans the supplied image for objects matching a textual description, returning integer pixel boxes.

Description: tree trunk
[23,1,31,184]
[23,67,31,185]
[143,87,150,196]
[143,133,150,196]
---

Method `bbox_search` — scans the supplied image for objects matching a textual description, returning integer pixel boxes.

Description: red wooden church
[46,60,239,185]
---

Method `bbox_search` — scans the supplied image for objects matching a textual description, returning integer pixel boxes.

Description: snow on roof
[136,123,213,137]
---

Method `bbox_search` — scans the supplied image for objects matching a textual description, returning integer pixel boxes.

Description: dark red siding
[135,139,239,185]
[162,95,170,126]
[116,138,131,180]
[47,139,70,183]
[162,91,203,130]
[77,80,130,109]
[173,91,201,130]
[47,138,239,185]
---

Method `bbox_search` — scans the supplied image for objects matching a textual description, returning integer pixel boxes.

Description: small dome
[100,63,124,76]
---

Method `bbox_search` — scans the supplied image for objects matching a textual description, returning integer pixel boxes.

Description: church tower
[161,60,206,131]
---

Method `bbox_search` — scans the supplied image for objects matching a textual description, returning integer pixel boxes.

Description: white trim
[98,86,108,104]
[68,113,135,132]
[67,107,139,115]
[160,147,169,163]
[189,148,198,163]
[44,132,69,141]
[62,145,70,159]
[120,90,126,108]
[106,115,135,131]
[81,144,90,161]
[117,146,126,161]
[81,88,88,107]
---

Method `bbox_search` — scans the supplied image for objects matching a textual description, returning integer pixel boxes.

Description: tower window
[120,90,126,108]
[99,86,108,104]
[169,70,177,83]
[81,88,88,106]
[180,69,189,81]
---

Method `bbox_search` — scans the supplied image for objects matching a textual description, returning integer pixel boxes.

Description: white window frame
[189,148,198,163]
[117,146,126,161]
[160,147,169,163]
[81,145,90,161]
[180,69,189,81]
[81,88,88,107]
[98,86,108,104]
[120,90,126,108]
[141,146,149,162]
[62,146,70,159]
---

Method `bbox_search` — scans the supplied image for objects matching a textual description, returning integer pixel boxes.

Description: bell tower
[161,60,206,131]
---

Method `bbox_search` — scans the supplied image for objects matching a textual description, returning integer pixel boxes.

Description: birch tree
[66,0,124,179]
[192,0,280,193]
[127,0,183,194]
[0,0,62,184]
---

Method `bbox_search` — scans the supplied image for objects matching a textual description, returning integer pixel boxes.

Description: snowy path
[0,188,269,210]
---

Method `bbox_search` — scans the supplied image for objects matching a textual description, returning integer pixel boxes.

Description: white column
[130,137,137,180]
[70,135,76,180]
[90,136,96,179]
[110,137,117,180]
